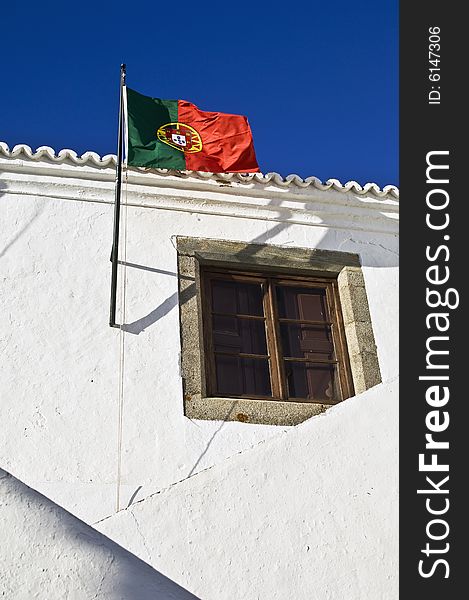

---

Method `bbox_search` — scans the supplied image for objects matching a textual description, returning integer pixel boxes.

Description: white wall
[97,378,399,600]
[0,469,199,599]
[0,148,398,526]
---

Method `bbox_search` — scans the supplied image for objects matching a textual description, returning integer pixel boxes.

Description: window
[202,270,354,404]
[177,237,381,425]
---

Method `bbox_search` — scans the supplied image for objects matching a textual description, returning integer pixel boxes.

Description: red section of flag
[178,100,260,173]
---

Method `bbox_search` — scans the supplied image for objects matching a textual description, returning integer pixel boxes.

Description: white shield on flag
[172,133,187,147]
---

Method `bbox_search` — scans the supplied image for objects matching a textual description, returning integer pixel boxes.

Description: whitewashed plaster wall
[97,377,399,600]
[0,469,199,599]
[0,147,398,526]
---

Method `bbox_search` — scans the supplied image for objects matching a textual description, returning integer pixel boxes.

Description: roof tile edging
[0,142,399,200]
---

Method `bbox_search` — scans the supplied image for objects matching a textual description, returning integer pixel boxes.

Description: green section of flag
[126,88,185,170]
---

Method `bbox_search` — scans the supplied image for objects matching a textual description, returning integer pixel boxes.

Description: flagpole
[109,63,126,327]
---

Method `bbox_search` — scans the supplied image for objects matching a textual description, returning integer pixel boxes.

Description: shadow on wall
[119,193,398,335]
[120,264,195,335]
[185,400,237,478]
[0,468,200,600]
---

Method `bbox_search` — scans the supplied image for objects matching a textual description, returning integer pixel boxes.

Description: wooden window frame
[201,267,354,405]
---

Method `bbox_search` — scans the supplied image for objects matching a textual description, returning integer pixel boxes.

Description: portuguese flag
[126,87,259,173]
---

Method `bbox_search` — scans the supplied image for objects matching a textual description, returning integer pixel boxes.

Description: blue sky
[2,1,398,186]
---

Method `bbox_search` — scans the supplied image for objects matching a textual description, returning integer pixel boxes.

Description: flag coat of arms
[126,87,259,173]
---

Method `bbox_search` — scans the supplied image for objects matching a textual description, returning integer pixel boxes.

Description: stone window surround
[177,237,381,426]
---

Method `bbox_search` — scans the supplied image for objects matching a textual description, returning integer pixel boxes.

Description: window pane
[215,356,272,397]
[279,323,334,360]
[276,286,327,321]
[213,315,268,355]
[211,279,264,316]
[285,362,337,403]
